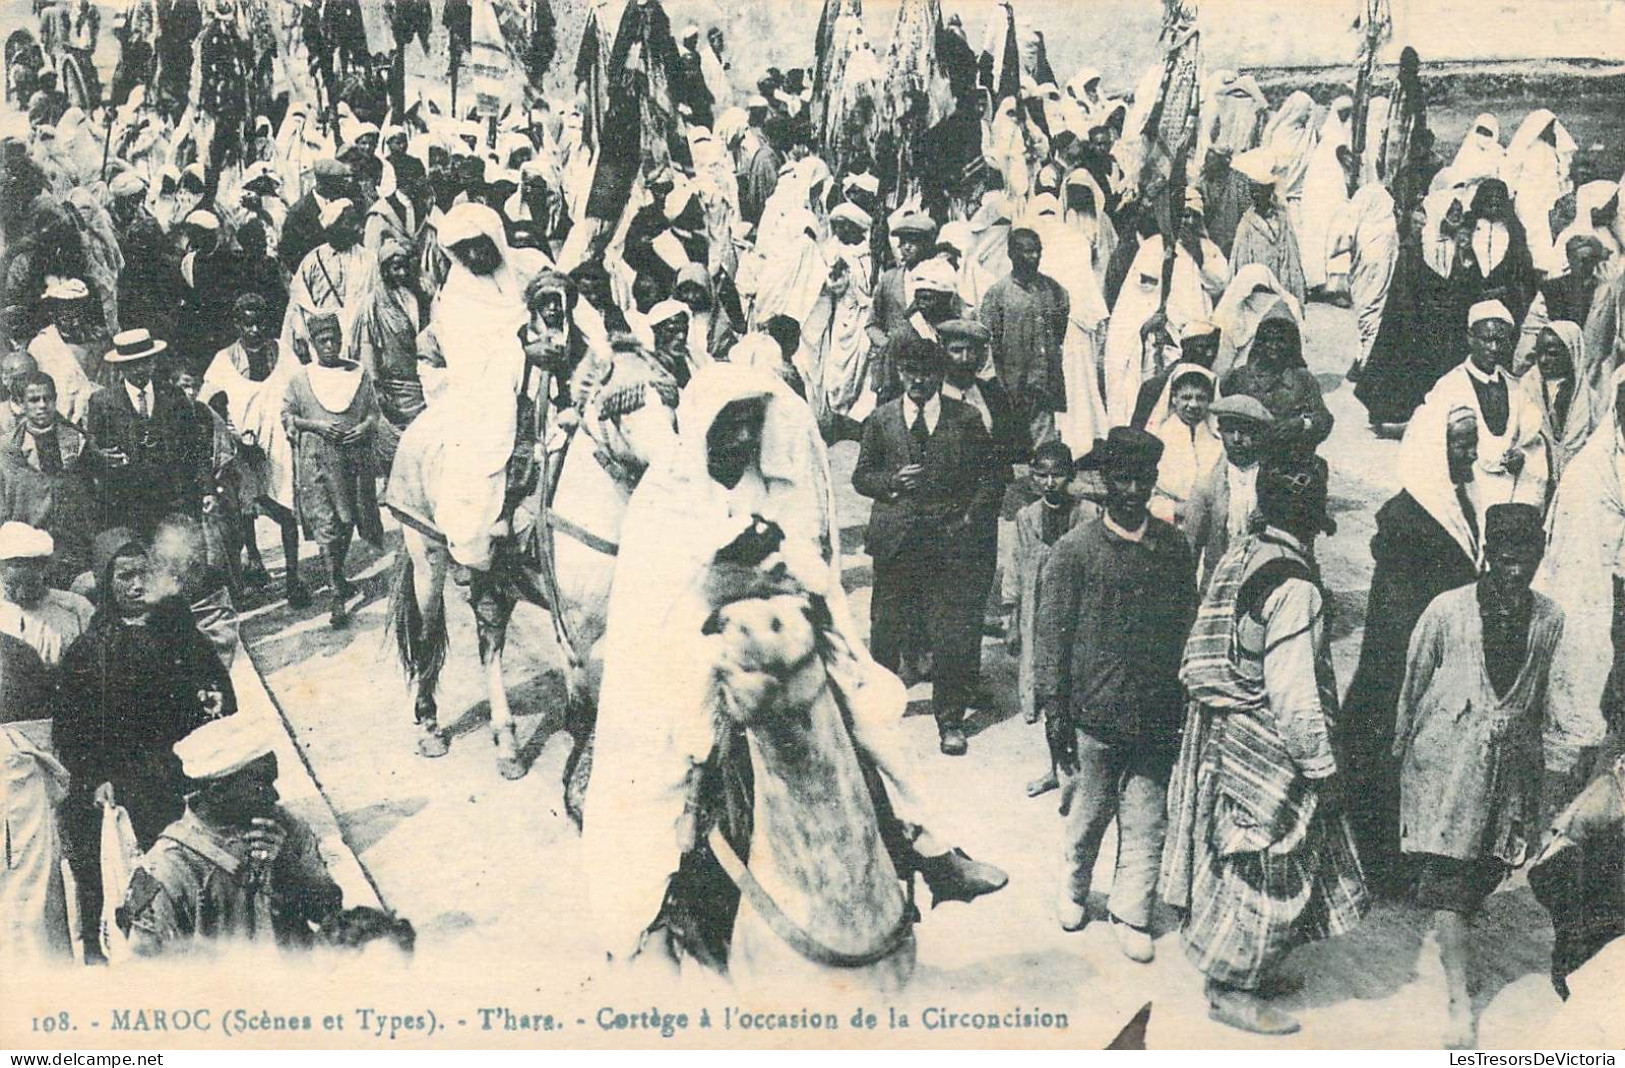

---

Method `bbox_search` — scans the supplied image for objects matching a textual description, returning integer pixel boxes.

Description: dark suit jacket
[86,381,207,528]
[971,375,1031,471]
[853,395,1002,564]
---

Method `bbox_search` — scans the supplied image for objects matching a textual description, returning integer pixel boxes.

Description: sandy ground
[212,299,1582,1049]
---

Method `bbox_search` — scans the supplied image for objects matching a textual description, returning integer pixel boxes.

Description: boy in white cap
[121,715,343,957]
[0,521,93,668]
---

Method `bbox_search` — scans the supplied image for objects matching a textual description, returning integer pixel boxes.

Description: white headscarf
[1532,361,1625,771]
[1503,109,1578,275]
[1261,91,1318,199]
[1210,263,1304,376]
[750,208,827,330]
[1396,402,1483,566]
[1102,237,1171,427]
[1435,112,1503,193]
[1519,319,1601,483]
[583,364,863,959]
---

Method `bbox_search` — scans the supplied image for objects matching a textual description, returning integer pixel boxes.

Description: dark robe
[1541,273,1601,333]
[1200,152,1250,257]
[114,208,182,340]
[1341,488,1481,897]
[1355,240,1475,426]
[53,594,238,948]
[154,0,202,119]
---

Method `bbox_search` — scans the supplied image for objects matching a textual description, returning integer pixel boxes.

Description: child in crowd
[281,312,383,627]
[1005,441,1100,797]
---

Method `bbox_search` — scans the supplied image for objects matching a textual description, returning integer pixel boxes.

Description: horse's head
[571,344,680,488]
[707,590,830,732]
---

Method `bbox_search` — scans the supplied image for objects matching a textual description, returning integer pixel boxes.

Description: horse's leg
[560,645,600,827]
[471,567,525,780]
[393,527,450,757]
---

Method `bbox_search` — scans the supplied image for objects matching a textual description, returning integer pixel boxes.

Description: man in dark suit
[939,317,1025,697]
[278,157,354,276]
[86,329,210,534]
[854,336,1003,756]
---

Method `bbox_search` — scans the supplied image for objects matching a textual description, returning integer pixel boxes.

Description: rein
[707,826,914,970]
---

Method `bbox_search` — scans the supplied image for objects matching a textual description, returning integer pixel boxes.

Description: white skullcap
[318,199,353,228]
[0,522,54,560]
[908,257,958,293]
[648,299,690,327]
[174,715,275,782]
[747,95,769,109]
[186,209,221,231]
[42,276,90,300]
[843,174,880,200]
[664,184,697,221]
[108,170,147,197]
[1467,299,1514,327]
[937,220,973,253]
[830,202,873,231]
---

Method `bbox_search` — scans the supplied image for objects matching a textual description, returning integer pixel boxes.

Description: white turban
[42,276,90,300]
[908,258,959,294]
[0,522,54,560]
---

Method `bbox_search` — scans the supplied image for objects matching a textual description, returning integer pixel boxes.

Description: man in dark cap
[279,157,353,275]
[853,335,1002,756]
[1394,501,1573,1049]
[1035,427,1196,957]
[867,213,941,371]
[1162,449,1368,1037]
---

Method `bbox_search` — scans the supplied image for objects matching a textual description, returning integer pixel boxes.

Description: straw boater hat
[105,328,167,364]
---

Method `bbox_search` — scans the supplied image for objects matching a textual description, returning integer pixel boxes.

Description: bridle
[532,352,678,669]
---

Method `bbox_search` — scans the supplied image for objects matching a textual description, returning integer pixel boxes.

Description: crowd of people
[3,0,1625,1050]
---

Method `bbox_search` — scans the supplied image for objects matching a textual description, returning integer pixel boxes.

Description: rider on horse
[584,363,1007,973]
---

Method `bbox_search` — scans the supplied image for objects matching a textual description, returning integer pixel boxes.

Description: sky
[374,0,1625,102]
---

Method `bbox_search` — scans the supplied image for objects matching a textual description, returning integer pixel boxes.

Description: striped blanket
[1160,533,1368,989]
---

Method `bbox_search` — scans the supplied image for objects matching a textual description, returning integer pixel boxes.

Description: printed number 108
[33,1012,72,1032]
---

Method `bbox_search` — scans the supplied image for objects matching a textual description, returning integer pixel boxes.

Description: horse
[386,345,679,797]
[706,590,916,992]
